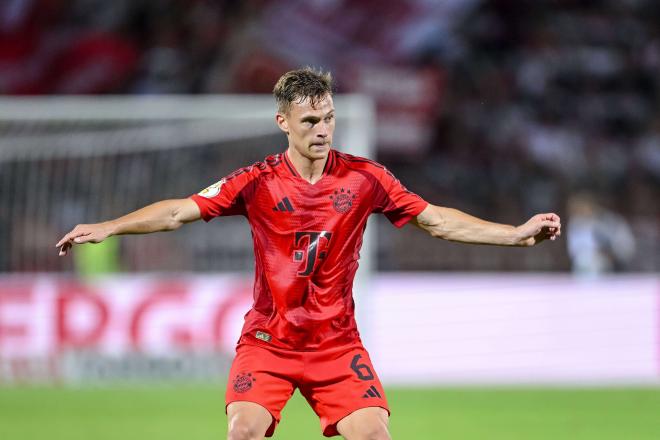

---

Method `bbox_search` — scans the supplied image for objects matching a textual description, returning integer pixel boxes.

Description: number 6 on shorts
[350,354,375,381]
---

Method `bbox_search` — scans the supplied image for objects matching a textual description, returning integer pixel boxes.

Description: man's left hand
[515,213,562,246]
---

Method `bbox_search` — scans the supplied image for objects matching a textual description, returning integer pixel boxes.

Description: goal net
[0,95,375,276]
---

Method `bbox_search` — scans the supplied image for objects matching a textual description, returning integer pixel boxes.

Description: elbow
[166,223,180,232]
[429,227,447,240]
[428,208,449,240]
[415,205,451,240]
[167,203,187,231]
[166,199,198,231]
[166,217,183,231]
[159,214,182,232]
[427,221,452,240]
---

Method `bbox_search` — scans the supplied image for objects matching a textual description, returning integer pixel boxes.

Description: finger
[541,220,561,229]
[56,231,90,247]
[58,242,70,256]
[56,232,78,248]
[73,233,96,244]
[546,229,560,240]
[55,235,70,248]
[540,213,560,223]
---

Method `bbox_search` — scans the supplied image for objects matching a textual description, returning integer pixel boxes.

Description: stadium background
[1,0,659,439]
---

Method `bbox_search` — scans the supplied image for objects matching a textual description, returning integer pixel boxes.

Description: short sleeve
[190,168,253,221]
[372,168,428,228]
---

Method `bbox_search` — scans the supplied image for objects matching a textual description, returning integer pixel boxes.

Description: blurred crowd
[1,0,658,273]
[406,0,659,273]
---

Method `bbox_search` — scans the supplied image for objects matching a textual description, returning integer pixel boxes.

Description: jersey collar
[282,149,335,180]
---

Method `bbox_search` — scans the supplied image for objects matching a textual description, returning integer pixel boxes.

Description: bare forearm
[108,199,196,236]
[421,206,521,246]
[412,204,561,247]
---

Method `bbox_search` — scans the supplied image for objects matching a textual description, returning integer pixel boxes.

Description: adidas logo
[272,197,294,212]
[362,385,381,399]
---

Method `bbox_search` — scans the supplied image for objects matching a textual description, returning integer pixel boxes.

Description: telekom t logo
[293,231,333,276]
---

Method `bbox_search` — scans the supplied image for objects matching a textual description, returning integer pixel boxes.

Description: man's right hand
[55,222,114,256]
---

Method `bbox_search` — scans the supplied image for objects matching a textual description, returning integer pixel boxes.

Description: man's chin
[309,144,330,158]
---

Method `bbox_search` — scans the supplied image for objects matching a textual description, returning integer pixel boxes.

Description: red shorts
[225,342,389,437]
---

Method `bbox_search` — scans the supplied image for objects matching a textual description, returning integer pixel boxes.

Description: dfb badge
[329,188,357,214]
[233,372,256,393]
[198,178,225,198]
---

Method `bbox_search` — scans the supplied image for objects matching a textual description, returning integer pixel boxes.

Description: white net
[0,95,375,274]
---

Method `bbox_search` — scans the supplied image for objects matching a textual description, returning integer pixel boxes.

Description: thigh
[226,344,301,437]
[336,407,390,440]
[299,345,390,437]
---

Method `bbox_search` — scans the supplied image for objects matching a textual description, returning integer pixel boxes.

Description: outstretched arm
[55,198,201,256]
[410,204,561,246]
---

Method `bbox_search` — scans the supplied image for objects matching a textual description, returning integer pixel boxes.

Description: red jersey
[191,149,428,351]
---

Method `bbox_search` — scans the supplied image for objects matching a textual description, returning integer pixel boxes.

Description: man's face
[277,94,335,161]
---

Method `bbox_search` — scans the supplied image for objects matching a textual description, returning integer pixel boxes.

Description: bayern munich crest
[329,188,357,213]
[233,372,256,393]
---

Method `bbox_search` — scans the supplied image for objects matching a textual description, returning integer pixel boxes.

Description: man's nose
[317,123,329,137]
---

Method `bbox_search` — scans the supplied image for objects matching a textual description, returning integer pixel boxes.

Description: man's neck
[286,147,328,184]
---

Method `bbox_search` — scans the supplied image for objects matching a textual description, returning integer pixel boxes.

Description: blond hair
[273,67,333,113]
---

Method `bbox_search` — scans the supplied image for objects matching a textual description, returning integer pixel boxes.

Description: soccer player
[56,68,561,440]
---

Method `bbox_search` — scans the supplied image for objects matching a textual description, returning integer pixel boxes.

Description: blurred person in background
[567,193,636,276]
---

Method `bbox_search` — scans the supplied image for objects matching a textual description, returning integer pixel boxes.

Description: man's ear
[275,113,289,135]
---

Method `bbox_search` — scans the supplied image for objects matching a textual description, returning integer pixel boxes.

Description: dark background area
[1,0,658,273]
